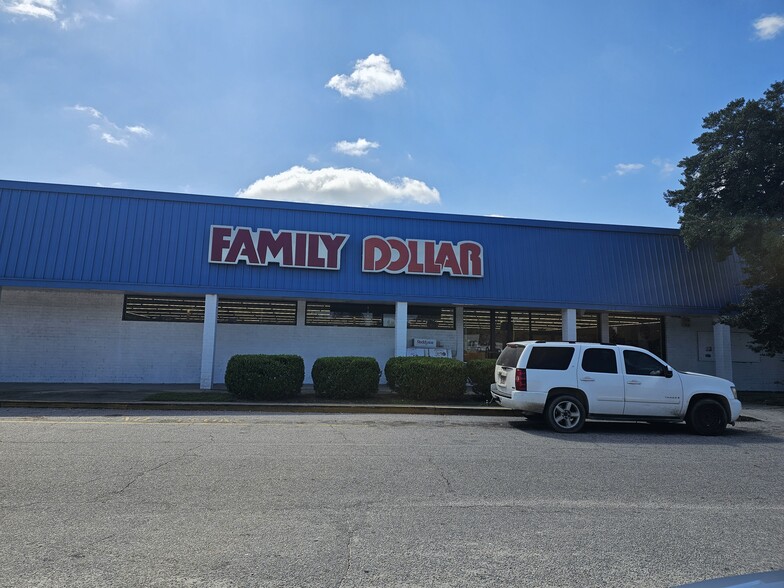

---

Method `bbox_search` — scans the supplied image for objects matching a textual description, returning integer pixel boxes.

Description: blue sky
[1,1,782,227]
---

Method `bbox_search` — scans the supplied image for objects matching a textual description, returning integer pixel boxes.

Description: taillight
[515,368,527,391]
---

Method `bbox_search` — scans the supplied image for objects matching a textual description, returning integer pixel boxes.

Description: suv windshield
[497,344,525,368]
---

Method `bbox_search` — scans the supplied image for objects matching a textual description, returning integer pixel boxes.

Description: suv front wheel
[546,394,586,434]
[687,398,728,436]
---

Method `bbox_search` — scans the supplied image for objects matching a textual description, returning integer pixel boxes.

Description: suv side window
[623,350,667,376]
[526,347,575,370]
[581,348,618,374]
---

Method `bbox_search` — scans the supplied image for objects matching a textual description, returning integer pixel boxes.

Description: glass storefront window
[463,308,492,360]
[608,314,665,358]
[464,309,595,359]
[305,302,455,329]
[529,311,564,342]
[123,295,298,325]
[577,313,600,343]
[463,309,666,359]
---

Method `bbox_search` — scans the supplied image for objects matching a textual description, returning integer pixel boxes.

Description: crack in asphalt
[335,526,354,588]
[427,455,454,494]
[329,423,351,443]
[100,440,208,502]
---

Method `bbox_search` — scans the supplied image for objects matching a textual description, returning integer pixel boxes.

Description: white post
[599,312,610,343]
[395,302,408,357]
[713,322,733,381]
[455,306,464,361]
[296,300,306,327]
[562,308,577,341]
[200,294,218,390]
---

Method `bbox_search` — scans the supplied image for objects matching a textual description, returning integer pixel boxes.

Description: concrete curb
[0,399,521,417]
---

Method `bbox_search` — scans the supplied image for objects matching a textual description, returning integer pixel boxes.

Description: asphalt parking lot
[1,408,782,588]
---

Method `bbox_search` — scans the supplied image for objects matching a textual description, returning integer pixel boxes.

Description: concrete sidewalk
[0,383,512,416]
[0,383,781,421]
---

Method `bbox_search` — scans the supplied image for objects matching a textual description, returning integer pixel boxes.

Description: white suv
[490,341,742,435]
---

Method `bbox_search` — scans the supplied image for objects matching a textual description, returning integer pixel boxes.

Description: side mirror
[664,368,673,378]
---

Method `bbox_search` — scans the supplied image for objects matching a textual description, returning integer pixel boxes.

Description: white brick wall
[665,316,784,392]
[0,288,460,385]
[0,288,202,383]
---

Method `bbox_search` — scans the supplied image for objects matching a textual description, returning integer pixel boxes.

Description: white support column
[562,308,577,341]
[296,300,306,327]
[395,302,408,357]
[599,312,610,344]
[455,306,464,361]
[200,294,218,390]
[713,321,733,381]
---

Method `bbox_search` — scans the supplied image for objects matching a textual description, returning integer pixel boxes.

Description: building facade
[1,180,781,391]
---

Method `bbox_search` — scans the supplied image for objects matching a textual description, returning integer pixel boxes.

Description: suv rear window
[526,347,575,370]
[497,345,526,368]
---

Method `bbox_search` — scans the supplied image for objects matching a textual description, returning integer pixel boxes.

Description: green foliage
[385,357,467,401]
[465,359,496,400]
[665,80,784,356]
[724,286,784,356]
[311,357,380,400]
[224,354,305,400]
[384,356,407,392]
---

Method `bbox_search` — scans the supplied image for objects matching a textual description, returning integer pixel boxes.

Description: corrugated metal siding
[0,180,746,314]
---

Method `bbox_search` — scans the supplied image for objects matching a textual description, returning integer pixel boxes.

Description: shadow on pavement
[507,417,783,444]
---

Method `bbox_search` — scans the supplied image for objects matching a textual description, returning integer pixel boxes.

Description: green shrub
[386,357,467,401]
[465,359,496,400]
[311,356,380,400]
[224,354,304,401]
[384,356,407,392]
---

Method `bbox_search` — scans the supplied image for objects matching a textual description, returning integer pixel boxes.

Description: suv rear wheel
[687,398,728,436]
[546,394,586,434]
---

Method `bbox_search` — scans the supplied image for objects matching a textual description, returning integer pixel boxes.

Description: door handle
[627,380,641,385]
[580,377,595,382]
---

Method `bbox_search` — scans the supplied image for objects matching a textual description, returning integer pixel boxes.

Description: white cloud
[60,10,114,30]
[100,132,128,147]
[72,104,103,118]
[68,104,152,147]
[333,138,380,157]
[0,0,60,20]
[652,158,676,177]
[2,0,113,28]
[236,166,440,207]
[125,125,151,137]
[306,154,319,163]
[614,163,645,176]
[326,54,405,99]
[753,14,784,40]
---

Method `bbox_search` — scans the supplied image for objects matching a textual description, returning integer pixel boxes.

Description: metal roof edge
[0,280,724,315]
[0,178,682,236]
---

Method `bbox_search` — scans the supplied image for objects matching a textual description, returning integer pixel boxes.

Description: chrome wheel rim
[553,400,581,429]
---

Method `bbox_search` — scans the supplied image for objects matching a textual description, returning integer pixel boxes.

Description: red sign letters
[209,225,348,270]
[362,236,483,278]
[209,226,484,278]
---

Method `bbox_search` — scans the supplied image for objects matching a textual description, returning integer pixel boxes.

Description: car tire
[545,394,586,434]
[687,398,728,435]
